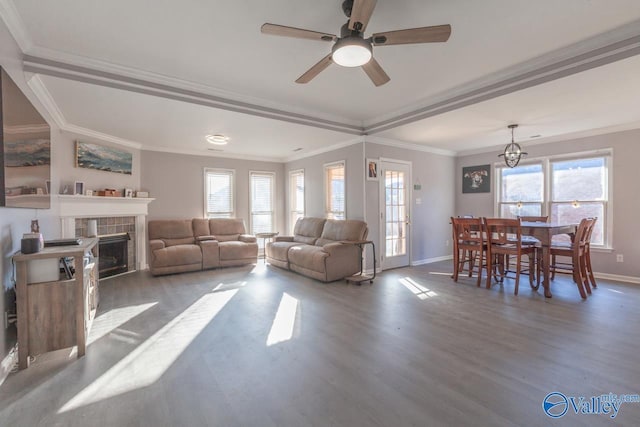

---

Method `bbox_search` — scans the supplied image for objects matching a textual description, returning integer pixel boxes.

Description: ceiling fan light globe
[332,37,372,67]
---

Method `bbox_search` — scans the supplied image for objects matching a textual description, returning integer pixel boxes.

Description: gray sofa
[266,217,368,282]
[148,218,258,276]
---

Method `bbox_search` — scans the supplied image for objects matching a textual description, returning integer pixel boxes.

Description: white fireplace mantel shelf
[58,194,155,218]
[57,195,155,270]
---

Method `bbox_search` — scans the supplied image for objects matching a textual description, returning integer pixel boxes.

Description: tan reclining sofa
[266,217,368,282]
[148,218,258,276]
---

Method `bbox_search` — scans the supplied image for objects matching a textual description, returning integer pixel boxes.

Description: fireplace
[99,233,130,278]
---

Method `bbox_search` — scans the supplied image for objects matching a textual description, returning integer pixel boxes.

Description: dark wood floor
[1,261,639,426]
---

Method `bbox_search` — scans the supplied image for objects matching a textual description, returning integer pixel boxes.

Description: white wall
[456,129,640,279]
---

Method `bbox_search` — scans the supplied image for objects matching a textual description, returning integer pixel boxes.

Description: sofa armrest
[274,236,294,242]
[239,234,257,243]
[322,242,359,257]
[149,239,165,251]
[196,235,217,242]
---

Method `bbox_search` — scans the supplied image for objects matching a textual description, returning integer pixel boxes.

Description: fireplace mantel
[58,195,155,270]
[58,195,155,218]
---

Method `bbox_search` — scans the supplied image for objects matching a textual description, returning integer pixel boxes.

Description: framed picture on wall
[366,158,379,181]
[74,181,84,195]
[462,164,491,193]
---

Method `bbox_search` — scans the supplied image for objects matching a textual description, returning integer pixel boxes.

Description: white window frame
[289,169,305,234]
[249,170,276,235]
[204,168,235,218]
[494,149,613,249]
[324,160,346,220]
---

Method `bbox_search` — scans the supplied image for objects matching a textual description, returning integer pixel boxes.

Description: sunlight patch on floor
[607,288,623,294]
[429,272,453,276]
[400,277,438,300]
[88,302,158,346]
[59,289,238,413]
[213,281,246,292]
[266,293,299,346]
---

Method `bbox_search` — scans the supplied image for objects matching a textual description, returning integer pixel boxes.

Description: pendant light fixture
[498,124,527,168]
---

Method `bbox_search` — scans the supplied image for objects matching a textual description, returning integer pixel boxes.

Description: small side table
[255,232,279,262]
[341,240,376,285]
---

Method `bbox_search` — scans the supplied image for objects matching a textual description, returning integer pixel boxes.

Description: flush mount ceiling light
[206,134,229,145]
[498,124,528,168]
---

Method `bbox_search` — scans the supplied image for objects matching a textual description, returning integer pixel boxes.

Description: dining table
[519,221,578,298]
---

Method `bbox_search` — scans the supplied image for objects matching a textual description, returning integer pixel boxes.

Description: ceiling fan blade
[261,23,337,42]
[296,54,333,84]
[362,58,390,87]
[348,0,377,32]
[372,24,451,46]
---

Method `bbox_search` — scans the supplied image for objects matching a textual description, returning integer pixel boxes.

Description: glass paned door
[380,161,411,270]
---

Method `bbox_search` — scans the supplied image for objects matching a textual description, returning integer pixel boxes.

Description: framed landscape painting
[462,164,491,193]
[76,141,132,175]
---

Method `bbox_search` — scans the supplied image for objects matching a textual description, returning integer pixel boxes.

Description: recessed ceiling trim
[143,144,285,163]
[23,55,364,136]
[365,136,456,157]
[284,137,364,163]
[365,34,640,134]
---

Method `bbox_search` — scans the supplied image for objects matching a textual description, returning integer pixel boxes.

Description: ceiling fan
[261,0,451,87]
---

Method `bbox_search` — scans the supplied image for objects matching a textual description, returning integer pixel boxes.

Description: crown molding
[0,0,33,52]
[26,74,67,128]
[364,19,640,134]
[64,125,143,149]
[365,136,456,157]
[283,137,364,163]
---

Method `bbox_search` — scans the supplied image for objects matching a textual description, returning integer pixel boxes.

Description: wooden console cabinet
[13,238,99,369]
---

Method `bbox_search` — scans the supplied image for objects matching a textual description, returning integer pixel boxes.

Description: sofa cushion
[266,241,303,262]
[148,220,196,247]
[315,219,368,246]
[292,217,326,244]
[192,218,210,237]
[209,218,246,234]
[153,244,202,268]
[288,245,329,273]
[219,241,256,260]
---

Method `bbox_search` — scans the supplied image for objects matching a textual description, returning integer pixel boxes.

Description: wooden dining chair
[517,215,548,285]
[451,217,486,287]
[484,218,537,295]
[550,217,597,299]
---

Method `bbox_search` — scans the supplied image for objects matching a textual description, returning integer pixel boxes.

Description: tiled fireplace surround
[58,195,154,271]
[75,216,137,273]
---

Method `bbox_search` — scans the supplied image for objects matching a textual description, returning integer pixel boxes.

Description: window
[325,161,345,219]
[250,171,275,236]
[550,157,607,245]
[204,168,234,218]
[289,169,305,233]
[497,163,543,218]
[496,150,611,247]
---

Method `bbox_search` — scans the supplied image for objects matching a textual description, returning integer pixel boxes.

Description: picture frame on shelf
[136,191,149,198]
[45,180,51,195]
[124,188,133,198]
[74,181,84,195]
[85,189,94,196]
[366,158,379,181]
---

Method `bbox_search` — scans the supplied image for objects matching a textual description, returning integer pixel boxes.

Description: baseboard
[363,267,383,275]
[593,272,640,285]
[411,255,453,266]
[0,343,18,387]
